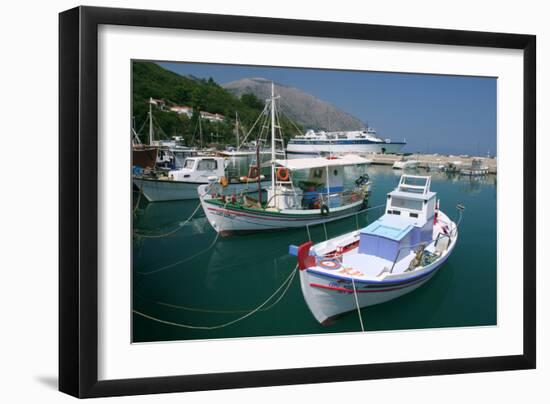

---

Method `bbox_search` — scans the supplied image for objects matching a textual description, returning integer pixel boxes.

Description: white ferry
[286,127,406,156]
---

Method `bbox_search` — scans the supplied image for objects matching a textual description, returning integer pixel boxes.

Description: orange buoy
[219,176,229,187]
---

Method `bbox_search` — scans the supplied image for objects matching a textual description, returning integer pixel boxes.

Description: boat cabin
[358,175,437,263]
[168,156,227,182]
[269,155,370,210]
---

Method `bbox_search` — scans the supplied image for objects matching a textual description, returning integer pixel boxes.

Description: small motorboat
[392,158,419,170]
[460,158,489,176]
[134,155,269,202]
[289,174,463,324]
[427,161,445,172]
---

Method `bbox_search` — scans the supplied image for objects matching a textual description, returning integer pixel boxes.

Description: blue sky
[158,61,496,156]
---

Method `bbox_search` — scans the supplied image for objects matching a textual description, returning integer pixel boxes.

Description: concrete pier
[363,153,497,174]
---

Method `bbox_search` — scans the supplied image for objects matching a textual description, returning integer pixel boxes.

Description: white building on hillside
[169,105,194,118]
[200,111,225,123]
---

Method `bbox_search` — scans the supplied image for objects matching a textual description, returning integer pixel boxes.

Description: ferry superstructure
[286,127,406,156]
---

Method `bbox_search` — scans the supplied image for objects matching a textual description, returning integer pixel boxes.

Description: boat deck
[308,217,453,282]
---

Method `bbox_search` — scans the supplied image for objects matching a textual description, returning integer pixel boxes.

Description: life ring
[319,258,341,270]
[247,166,259,179]
[219,176,229,187]
[320,204,330,216]
[277,167,290,181]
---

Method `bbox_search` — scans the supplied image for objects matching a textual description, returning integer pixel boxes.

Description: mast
[148,97,154,146]
[256,142,262,205]
[199,115,203,149]
[270,82,276,205]
[235,111,240,150]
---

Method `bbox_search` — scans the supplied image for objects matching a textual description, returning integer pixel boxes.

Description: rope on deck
[133,265,298,330]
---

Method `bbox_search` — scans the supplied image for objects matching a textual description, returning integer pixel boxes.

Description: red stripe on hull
[309,278,426,294]
[207,206,343,222]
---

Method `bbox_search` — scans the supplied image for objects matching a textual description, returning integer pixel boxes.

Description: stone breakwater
[362,153,497,174]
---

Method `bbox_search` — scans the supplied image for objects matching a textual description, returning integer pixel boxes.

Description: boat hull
[299,229,457,324]
[199,186,366,234]
[134,177,268,202]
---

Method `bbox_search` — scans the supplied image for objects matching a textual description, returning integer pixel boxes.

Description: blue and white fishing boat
[290,175,463,324]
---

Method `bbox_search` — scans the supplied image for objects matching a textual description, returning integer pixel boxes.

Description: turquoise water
[132,165,497,342]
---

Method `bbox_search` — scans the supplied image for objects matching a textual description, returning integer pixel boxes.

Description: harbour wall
[362,153,497,174]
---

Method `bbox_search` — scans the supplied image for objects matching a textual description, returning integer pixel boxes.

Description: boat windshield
[173,152,187,169]
[398,176,430,194]
[183,159,195,169]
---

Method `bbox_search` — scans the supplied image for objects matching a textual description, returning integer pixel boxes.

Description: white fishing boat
[289,175,463,324]
[460,158,489,176]
[427,161,445,172]
[134,155,268,202]
[199,155,371,235]
[198,83,371,235]
[392,157,420,170]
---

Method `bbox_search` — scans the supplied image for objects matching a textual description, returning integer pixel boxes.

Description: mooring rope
[133,184,143,215]
[351,276,365,332]
[133,202,202,239]
[334,252,365,332]
[306,224,312,242]
[148,264,296,314]
[136,199,231,276]
[136,231,220,276]
[133,266,298,330]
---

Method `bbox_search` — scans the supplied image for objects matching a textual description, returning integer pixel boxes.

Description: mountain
[223,77,365,131]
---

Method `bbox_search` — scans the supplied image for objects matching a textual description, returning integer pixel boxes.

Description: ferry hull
[286,142,405,156]
[134,178,268,202]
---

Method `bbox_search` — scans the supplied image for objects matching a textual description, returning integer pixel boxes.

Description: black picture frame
[59,6,536,398]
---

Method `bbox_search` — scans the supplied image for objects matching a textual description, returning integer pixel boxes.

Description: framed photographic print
[59,6,536,398]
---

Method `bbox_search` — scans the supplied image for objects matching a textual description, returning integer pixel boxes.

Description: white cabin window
[197,159,218,171]
[174,153,186,169]
[391,197,423,211]
[183,159,195,169]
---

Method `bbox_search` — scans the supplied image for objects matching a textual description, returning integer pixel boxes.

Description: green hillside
[132,61,301,146]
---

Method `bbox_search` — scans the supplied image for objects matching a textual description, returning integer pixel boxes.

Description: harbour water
[132,165,497,343]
